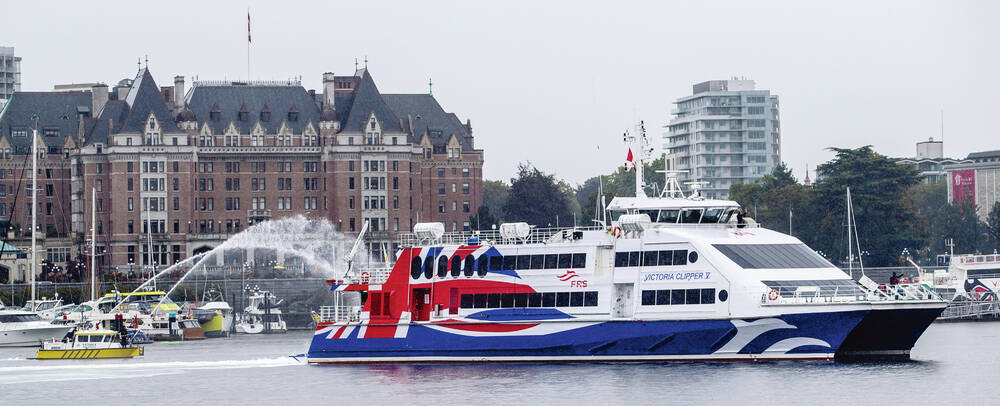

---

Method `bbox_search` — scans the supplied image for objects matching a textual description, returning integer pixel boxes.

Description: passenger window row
[411,252,588,279]
[460,291,599,309]
[615,249,694,268]
[641,288,716,306]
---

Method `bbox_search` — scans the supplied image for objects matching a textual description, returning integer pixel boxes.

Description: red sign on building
[951,170,976,204]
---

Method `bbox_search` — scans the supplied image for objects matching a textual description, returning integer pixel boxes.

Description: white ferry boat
[307,129,946,364]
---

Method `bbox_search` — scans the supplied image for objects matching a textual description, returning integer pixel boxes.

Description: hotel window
[462,183,470,194]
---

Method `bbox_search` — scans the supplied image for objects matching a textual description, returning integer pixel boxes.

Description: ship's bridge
[607,196,742,225]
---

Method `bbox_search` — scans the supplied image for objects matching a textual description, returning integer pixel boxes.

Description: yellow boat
[35,330,144,359]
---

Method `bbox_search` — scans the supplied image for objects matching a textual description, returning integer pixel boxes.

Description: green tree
[576,155,666,223]
[481,180,509,223]
[729,163,806,235]
[503,163,575,227]
[931,201,990,255]
[799,146,924,267]
[989,202,1000,251]
[468,205,499,231]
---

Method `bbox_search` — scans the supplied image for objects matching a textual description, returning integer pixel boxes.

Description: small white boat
[0,310,73,347]
[235,288,286,334]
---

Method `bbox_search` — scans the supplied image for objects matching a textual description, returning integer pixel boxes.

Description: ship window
[689,251,699,263]
[713,244,833,269]
[516,255,531,269]
[503,255,516,271]
[628,252,640,267]
[423,256,434,279]
[489,255,503,271]
[571,253,586,269]
[558,253,572,268]
[701,288,716,304]
[671,290,686,304]
[544,254,558,269]
[530,255,544,269]
[528,292,543,307]
[615,252,628,267]
[487,293,501,308]
[702,208,724,223]
[673,250,688,266]
[476,257,488,277]
[460,294,474,308]
[657,290,671,305]
[437,256,449,278]
[643,251,659,266]
[641,290,655,305]
[584,291,598,306]
[450,256,462,277]
[411,256,422,279]
[464,256,475,277]
[657,209,680,223]
[542,292,556,307]
[500,293,515,308]
[514,293,529,307]
[77,335,90,342]
[686,289,701,304]
[681,208,704,223]
[719,290,729,302]
[658,250,673,266]
[473,293,488,308]
[556,292,570,307]
[570,292,584,307]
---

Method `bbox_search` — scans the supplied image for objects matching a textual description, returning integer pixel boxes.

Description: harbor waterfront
[0,323,996,404]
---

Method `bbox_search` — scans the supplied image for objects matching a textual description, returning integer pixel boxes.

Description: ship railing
[318,305,362,323]
[760,282,942,305]
[353,267,392,285]
[399,226,604,247]
[939,300,1000,320]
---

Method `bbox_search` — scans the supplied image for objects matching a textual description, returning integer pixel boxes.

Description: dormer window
[238,111,249,121]
[261,111,270,122]
[288,111,298,122]
[210,111,220,121]
[369,119,376,130]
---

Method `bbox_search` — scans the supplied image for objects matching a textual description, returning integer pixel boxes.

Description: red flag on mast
[626,148,635,172]
[248,12,252,43]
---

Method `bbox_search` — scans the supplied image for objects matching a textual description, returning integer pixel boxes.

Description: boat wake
[0,357,300,384]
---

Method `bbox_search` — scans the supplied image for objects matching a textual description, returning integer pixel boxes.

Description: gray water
[1,322,997,405]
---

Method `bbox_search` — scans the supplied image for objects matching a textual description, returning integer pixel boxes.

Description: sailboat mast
[30,128,37,302]
[847,187,853,275]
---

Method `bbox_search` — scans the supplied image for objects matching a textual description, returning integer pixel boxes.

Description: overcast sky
[5,1,997,185]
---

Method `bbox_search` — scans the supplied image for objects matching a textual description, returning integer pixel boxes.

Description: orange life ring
[767,289,779,301]
[361,271,371,281]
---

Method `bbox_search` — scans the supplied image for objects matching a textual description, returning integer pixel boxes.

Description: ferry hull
[835,304,946,361]
[307,310,869,364]
[35,346,144,359]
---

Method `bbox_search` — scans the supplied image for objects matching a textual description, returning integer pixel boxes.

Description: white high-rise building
[665,79,780,199]
[0,46,21,110]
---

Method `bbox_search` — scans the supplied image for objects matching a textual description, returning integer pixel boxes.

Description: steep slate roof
[0,91,92,151]
[84,100,128,145]
[186,84,322,134]
[340,70,404,134]
[120,68,179,133]
[383,93,473,150]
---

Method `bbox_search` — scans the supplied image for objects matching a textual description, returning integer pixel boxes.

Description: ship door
[411,288,432,321]
[613,283,635,318]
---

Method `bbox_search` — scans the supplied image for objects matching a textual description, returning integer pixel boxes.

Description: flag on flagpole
[248,11,252,43]
[626,148,635,172]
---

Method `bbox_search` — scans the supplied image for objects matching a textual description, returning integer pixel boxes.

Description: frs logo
[557,271,587,287]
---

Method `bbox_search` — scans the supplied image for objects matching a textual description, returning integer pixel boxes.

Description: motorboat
[235,288,287,334]
[20,298,76,320]
[36,329,144,359]
[0,310,73,347]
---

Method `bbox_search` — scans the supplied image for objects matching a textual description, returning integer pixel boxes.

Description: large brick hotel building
[0,66,482,278]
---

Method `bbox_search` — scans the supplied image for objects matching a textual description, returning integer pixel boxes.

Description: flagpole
[247,8,251,81]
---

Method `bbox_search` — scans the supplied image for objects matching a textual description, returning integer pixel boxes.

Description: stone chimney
[91,84,108,116]
[174,76,185,110]
[322,72,336,110]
